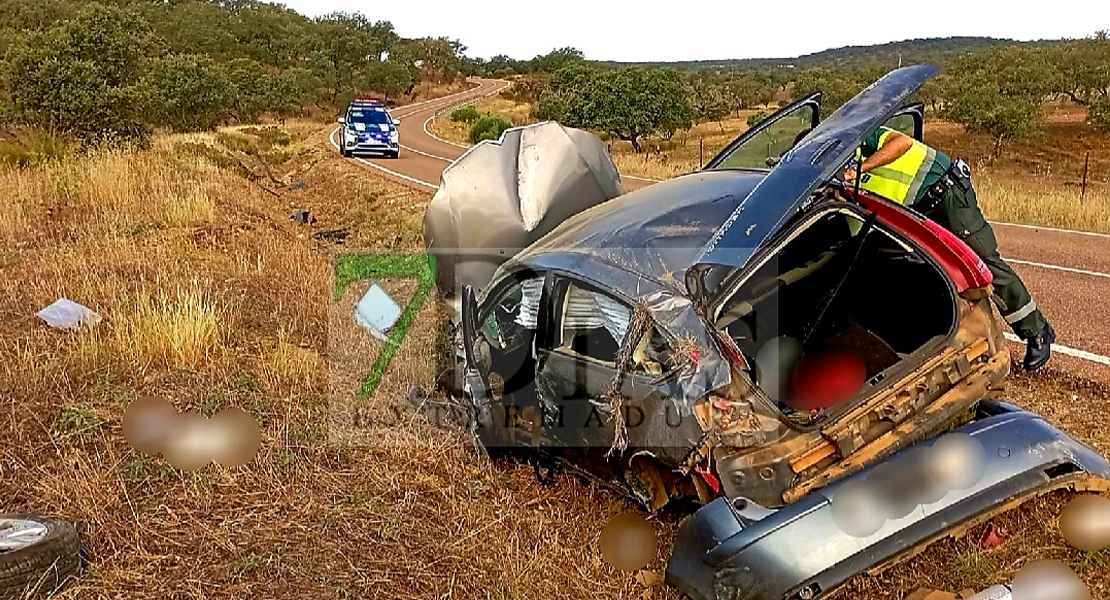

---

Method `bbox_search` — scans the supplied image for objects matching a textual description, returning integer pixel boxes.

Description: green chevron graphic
[334,252,436,399]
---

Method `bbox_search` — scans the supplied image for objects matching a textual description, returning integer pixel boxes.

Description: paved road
[330,78,509,189]
[332,79,1110,385]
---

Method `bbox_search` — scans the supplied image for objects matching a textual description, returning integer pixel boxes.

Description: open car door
[686,64,940,311]
[884,102,925,140]
[705,92,821,170]
[706,96,926,174]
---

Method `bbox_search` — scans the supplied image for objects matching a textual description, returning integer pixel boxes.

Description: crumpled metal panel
[423,121,623,319]
[640,289,732,416]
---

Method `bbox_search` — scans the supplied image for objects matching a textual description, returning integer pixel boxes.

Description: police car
[338,98,400,158]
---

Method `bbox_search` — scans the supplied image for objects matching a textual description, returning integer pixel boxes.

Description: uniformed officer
[844,126,1055,371]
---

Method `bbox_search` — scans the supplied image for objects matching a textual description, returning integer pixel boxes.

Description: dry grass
[0,116,682,600]
[842,489,1110,599]
[976,175,1110,234]
[4,87,1110,600]
[100,284,226,370]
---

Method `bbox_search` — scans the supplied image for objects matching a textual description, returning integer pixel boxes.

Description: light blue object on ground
[37,298,102,329]
[355,284,401,341]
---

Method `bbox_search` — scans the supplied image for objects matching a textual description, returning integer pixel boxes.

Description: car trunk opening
[713,206,956,415]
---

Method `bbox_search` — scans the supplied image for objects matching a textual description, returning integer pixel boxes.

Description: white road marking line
[399,144,453,161]
[622,174,661,182]
[1006,258,1110,279]
[422,82,514,150]
[330,128,439,190]
[388,80,487,119]
[423,115,471,150]
[1003,332,1110,367]
[991,221,1110,239]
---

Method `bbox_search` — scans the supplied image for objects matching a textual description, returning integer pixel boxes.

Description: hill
[599,36,1048,70]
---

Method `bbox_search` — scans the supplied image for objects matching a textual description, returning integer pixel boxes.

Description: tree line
[0,0,470,144]
[3,2,1107,158]
[514,33,1110,157]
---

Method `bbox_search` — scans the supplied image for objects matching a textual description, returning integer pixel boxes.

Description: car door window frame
[705,92,822,170]
[883,102,925,141]
[475,268,545,351]
[533,272,680,380]
[546,278,628,367]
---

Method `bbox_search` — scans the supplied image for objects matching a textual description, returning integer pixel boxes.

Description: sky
[269,0,1110,62]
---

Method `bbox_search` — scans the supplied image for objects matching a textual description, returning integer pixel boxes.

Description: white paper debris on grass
[37,298,102,330]
[354,284,402,341]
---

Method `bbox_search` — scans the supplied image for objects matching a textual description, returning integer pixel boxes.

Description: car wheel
[388,150,400,159]
[0,514,80,599]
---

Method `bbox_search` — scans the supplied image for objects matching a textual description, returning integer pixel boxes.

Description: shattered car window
[482,277,542,350]
[558,284,632,363]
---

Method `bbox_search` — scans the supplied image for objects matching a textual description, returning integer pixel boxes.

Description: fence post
[1082,151,1090,200]
[699,138,704,169]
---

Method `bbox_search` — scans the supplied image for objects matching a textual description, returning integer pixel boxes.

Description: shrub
[747,111,769,128]
[3,4,153,145]
[450,106,480,123]
[0,130,71,167]
[148,54,238,132]
[1089,97,1110,132]
[468,116,511,143]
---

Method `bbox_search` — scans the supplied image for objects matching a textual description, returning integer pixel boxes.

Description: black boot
[1023,322,1055,372]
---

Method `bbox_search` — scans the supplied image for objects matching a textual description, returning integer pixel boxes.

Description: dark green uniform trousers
[919,182,1047,340]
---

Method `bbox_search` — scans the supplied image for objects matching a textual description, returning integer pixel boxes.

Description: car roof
[513,170,765,289]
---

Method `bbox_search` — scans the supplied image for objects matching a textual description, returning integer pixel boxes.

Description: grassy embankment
[0,116,681,599]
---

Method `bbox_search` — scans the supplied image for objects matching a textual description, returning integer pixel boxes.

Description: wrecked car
[427,66,1110,600]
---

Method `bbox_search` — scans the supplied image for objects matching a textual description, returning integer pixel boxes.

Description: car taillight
[711,328,749,370]
[852,191,992,292]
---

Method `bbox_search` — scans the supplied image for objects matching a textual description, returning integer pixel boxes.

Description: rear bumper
[666,401,1110,600]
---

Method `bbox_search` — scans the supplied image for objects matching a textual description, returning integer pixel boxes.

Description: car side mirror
[337,117,346,124]
[392,118,401,126]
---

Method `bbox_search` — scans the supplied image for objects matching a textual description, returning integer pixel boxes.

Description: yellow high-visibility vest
[854,127,938,205]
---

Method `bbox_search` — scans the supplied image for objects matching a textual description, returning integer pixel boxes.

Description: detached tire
[0,515,80,599]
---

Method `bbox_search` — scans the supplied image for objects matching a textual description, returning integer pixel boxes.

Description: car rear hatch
[684,64,939,313]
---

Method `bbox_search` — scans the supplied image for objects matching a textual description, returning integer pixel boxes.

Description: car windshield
[347,109,391,126]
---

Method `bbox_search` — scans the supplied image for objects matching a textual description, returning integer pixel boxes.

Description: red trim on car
[848,190,993,292]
